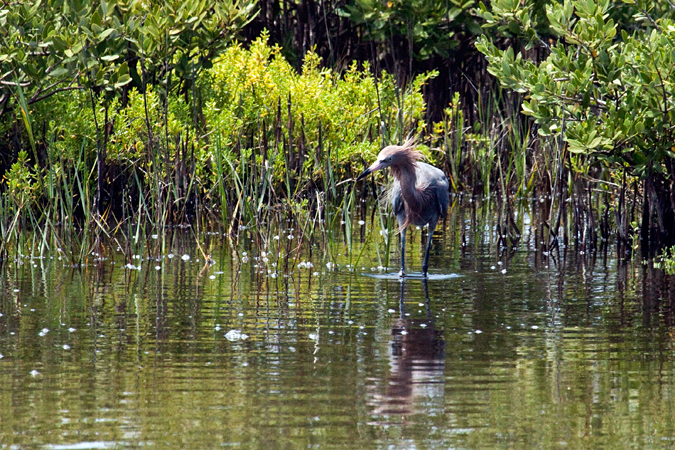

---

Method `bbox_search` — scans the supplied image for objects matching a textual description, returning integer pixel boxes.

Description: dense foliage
[477,0,675,246]
[4,0,675,257]
[0,0,256,109]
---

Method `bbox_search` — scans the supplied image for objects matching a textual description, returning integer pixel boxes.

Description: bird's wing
[418,162,449,219]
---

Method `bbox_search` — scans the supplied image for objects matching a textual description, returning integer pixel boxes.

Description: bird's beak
[356,161,384,181]
[355,168,371,181]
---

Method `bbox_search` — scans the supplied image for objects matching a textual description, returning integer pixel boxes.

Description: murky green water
[2,202,675,449]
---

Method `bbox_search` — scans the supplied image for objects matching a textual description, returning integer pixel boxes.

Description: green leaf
[114,73,131,88]
[52,36,68,53]
[566,139,587,153]
[582,89,591,109]
[98,28,115,41]
[48,67,69,77]
[588,136,602,149]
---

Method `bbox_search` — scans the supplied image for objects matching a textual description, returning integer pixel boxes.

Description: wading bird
[356,138,449,278]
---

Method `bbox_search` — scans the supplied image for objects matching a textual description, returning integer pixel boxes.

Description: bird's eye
[386,156,393,162]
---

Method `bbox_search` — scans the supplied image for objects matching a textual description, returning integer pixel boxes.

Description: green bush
[4,150,39,210]
[202,34,428,149]
[201,32,432,183]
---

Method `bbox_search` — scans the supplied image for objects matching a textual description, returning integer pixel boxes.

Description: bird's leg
[399,227,406,278]
[423,278,431,319]
[422,221,438,278]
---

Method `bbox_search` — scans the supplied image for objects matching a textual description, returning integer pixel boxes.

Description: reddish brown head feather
[379,138,425,180]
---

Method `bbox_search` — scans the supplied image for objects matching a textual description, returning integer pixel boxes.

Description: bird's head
[356,138,423,181]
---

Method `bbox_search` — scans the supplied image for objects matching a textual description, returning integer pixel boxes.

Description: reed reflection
[372,279,446,416]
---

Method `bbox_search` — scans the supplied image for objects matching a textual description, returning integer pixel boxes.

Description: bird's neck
[392,164,424,207]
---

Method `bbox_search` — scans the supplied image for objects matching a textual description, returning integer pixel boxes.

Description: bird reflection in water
[371,279,446,417]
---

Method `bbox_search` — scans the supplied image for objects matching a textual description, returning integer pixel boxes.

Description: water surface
[2,203,675,449]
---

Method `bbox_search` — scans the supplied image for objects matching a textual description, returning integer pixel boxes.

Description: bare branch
[28,74,80,104]
[0,80,30,87]
[27,86,84,105]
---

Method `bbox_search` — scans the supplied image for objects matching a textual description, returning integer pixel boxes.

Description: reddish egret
[356,138,449,278]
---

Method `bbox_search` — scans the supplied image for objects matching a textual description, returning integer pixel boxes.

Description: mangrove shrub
[477,0,675,247]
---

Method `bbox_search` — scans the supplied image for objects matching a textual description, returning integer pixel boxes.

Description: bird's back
[392,162,449,227]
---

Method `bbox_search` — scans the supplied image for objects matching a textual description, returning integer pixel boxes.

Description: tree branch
[27,86,84,105]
